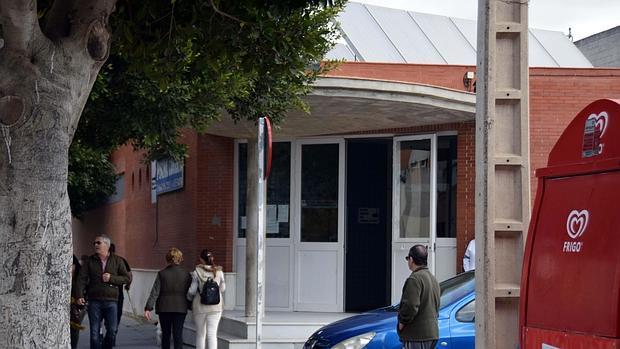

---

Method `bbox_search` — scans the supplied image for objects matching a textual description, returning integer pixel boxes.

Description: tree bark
[0,1,115,347]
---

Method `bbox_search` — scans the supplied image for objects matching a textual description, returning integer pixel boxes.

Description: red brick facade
[76,62,620,274]
[77,132,235,272]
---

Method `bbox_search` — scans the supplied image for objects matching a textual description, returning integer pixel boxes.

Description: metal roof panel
[365,4,446,64]
[337,2,405,63]
[408,11,476,65]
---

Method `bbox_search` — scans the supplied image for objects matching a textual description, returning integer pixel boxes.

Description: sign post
[256,116,272,349]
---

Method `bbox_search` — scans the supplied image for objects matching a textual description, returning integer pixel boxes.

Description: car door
[446,295,475,349]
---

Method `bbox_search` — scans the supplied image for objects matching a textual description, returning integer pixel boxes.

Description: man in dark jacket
[398,245,441,349]
[74,235,130,349]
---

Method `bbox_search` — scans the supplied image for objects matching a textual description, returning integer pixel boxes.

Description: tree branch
[70,0,117,61]
[209,0,248,25]
[43,0,76,41]
[0,0,41,54]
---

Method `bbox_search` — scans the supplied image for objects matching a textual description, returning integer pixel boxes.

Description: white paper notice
[277,204,289,222]
[241,216,247,229]
[267,205,279,234]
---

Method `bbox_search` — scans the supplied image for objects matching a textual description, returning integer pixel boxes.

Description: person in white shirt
[463,239,475,271]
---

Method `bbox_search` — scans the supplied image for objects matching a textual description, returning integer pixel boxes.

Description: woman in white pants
[187,249,226,349]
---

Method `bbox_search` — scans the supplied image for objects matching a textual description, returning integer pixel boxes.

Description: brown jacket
[397,267,441,341]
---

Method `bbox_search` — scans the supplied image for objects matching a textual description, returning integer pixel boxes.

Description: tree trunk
[0,1,114,346]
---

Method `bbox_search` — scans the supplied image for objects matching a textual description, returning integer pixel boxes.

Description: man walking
[74,235,130,349]
[398,245,441,349]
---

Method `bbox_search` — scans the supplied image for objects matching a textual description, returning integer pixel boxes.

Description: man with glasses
[397,245,441,349]
[74,235,130,349]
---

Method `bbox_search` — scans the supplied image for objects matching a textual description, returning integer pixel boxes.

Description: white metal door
[391,135,437,303]
[293,139,344,312]
[435,238,457,282]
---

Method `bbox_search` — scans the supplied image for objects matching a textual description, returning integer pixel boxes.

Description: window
[399,139,431,238]
[300,144,339,242]
[455,300,475,323]
[238,142,291,238]
[436,135,457,238]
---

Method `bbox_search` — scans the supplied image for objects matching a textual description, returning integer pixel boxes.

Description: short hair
[96,235,112,247]
[166,248,183,265]
[408,244,428,266]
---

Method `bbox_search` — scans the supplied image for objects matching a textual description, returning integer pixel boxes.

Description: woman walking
[187,249,226,349]
[144,248,192,349]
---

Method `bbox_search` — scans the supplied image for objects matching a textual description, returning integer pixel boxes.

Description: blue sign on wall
[155,157,184,195]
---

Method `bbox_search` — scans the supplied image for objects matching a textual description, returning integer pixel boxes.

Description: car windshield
[384,271,475,312]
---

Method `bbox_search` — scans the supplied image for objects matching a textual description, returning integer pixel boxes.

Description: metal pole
[256,118,266,349]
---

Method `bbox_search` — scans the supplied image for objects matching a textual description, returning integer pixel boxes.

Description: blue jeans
[88,300,118,349]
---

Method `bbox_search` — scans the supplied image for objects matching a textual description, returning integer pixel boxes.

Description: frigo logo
[563,209,589,253]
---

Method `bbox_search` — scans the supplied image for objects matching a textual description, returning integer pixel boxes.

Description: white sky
[353,0,620,41]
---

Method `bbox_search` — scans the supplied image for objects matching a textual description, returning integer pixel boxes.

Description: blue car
[304,271,475,349]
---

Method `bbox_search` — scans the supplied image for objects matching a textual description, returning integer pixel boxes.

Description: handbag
[70,300,87,330]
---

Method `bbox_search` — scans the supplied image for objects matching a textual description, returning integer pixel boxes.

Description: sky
[353,0,620,41]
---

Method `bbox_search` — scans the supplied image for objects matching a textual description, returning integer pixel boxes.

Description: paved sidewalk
[76,314,192,348]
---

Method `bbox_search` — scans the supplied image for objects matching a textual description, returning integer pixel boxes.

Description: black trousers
[402,340,438,349]
[159,312,187,349]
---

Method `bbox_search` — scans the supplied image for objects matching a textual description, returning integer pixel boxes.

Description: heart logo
[587,111,608,137]
[566,210,589,239]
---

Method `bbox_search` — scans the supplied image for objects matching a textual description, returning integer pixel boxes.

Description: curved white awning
[205,76,475,138]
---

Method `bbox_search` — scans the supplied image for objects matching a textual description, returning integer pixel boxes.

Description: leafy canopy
[62,0,345,215]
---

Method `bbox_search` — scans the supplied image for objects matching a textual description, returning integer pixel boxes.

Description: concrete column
[476,0,531,347]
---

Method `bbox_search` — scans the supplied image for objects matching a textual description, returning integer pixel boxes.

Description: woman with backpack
[187,249,226,349]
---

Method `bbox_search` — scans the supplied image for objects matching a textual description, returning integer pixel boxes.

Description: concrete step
[219,316,321,340]
[218,332,306,349]
[183,310,353,348]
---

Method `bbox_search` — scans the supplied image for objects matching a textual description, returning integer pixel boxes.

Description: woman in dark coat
[144,248,192,349]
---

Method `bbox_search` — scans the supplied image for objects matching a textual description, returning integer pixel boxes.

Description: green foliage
[61,0,345,215]
[67,142,118,217]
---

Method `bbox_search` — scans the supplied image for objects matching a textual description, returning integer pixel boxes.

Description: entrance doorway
[345,139,392,312]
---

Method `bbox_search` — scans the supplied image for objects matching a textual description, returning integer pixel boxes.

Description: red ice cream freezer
[520,99,620,348]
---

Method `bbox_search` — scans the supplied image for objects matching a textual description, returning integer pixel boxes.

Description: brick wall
[326,62,477,92]
[80,132,202,271]
[195,134,235,271]
[529,68,620,195]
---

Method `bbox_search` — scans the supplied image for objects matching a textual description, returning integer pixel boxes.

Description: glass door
[293,139,344,311]
[391,135,437,302]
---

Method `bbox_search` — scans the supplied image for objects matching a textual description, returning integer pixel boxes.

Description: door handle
[439,341,448,347]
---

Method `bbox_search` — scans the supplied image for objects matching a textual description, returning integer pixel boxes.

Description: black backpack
[199,277,220,305]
